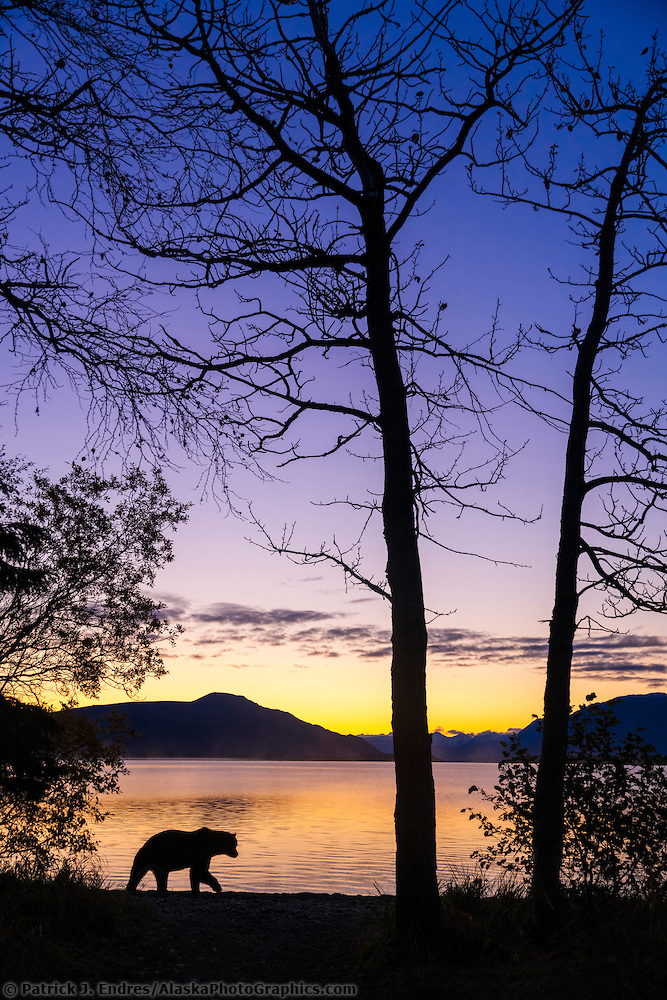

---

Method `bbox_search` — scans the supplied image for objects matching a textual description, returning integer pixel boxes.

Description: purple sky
[2,0,667,734]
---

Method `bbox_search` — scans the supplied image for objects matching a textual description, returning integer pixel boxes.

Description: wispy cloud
[154,592,192,621]
[427,627,667,685]
[192,602,333,627]
[161,593,667,687]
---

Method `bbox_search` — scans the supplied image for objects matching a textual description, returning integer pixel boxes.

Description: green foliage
[0,452,188,876]
[0,699,130,878]
[0,867,155,981]
[467,696,667,897]
[0,453,188,701]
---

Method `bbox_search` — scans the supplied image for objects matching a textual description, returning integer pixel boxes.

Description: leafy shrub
[0,867,154,980]
[466,696,667,896]
[0,700,129,879]
[0,456,187,879]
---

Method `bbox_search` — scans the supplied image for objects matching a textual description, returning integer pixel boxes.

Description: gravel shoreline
[95,890,393,996]
[9,885,665,999]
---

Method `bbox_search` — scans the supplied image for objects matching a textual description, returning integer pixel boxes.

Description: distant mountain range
[362,728,514,762]
[363,693,667,762]
[71,692,388,761]
[512,693,667,759]
[72,691,667,762]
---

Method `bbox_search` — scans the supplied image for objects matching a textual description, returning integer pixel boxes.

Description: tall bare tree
[0,3,196,457]
[48,0,580,942]
[477,29,667,919]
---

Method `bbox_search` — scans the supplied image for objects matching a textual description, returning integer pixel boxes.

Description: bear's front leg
[190,866,222,893]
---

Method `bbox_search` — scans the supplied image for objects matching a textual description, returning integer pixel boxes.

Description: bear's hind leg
[155,868,169,894]
[189,867,201,893]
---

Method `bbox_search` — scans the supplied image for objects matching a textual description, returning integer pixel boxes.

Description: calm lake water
[96,760,500,894]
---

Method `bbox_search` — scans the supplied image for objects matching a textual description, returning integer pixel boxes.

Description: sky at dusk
[2,0,667,737]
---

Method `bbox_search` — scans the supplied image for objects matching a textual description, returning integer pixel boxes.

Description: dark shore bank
[4,890,393,998]
[99,891,389,989]
[3,886,667,999]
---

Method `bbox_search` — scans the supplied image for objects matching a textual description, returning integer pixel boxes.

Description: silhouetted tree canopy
[0,2,196,457]
[0,454,188,703]
[0,454,185,876]
[0,692,131,878]
[0,694,62,801]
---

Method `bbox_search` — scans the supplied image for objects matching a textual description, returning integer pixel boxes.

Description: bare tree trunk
[310,0,440,942]
[532,354,589,919]
[363,197,440,944]
[532,101,653,919]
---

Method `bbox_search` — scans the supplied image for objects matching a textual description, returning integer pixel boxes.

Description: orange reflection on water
[95,760,499,894]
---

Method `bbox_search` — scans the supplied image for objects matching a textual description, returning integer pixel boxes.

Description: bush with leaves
[0,696,130,879]
[0,454,187,876]
[467,696,667,897]
[0,454,188,702]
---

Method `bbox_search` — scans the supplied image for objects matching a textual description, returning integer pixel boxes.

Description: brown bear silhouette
[126,827,238,893]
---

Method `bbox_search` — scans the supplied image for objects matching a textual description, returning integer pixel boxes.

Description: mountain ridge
[71,692,389,761]
[513,692,667,758]
[363,693,667,762]
[71,691,667,762]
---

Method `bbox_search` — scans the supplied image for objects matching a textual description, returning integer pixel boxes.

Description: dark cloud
[572,659,667,677]
[295,624,386,659]
[186,634,237,645]
[166,595,667,686]
[576,634,667,651]
[359,646,393,658]
[565,635,667,684]
[426,628,548,664]
[417,627,667,689]
[153,592,191,621]
[424,628,667,685]
[192,602,335,627]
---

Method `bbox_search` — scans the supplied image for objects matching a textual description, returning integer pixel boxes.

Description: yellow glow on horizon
[77,648,548,737]
[73,644,660,739]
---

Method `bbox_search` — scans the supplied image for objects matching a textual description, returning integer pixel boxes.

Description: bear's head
[198,827,239,858]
